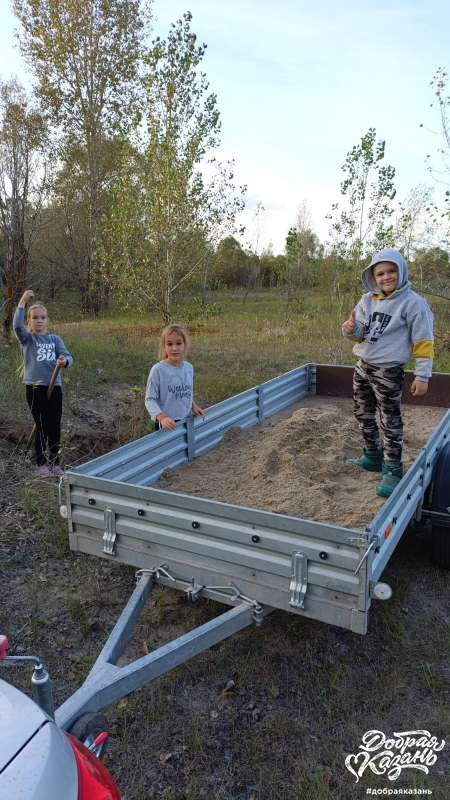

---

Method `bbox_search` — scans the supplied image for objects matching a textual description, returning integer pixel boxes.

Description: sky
[1,0,449,254]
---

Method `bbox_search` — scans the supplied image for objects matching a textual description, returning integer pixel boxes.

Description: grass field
[0,288,449,800]
[2,287,450,410]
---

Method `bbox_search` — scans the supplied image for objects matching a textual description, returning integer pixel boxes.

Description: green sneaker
[376,464,404,498]
[345,449,383,472]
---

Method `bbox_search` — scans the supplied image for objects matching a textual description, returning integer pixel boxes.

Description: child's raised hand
[158,414,176,431]
[342,309,356,335]
[19,289,34,307]
[410,378,428,397]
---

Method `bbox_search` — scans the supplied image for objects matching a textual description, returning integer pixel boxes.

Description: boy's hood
[362,248,409,294]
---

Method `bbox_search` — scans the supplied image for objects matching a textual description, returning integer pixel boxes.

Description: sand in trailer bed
[155,398,447,531]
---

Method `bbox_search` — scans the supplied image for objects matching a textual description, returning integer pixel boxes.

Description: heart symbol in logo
[345,751,370,783]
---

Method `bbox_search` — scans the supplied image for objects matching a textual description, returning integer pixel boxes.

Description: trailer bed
[155,397,446,531]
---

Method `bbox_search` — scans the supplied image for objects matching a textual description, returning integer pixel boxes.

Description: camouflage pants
[353,360,404,467]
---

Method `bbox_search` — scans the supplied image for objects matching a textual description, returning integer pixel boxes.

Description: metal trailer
[54,363,450,735]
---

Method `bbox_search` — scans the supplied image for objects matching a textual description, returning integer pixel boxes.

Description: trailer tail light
[66,733,121,800]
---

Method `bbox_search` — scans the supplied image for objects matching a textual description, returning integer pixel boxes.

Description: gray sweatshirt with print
[145,360,194,421]
[13,307,74,385]
[343,248,434,381]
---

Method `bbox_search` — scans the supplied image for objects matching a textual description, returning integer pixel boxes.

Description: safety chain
[134,565,264,621]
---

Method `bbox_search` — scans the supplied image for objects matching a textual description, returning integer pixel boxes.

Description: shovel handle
[46,363,62,399]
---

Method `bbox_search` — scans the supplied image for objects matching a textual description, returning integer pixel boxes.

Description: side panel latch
[103,508,117,555]
[289,551,308,608]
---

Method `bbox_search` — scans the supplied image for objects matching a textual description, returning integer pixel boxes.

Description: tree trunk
[2,240,28,343]
[2,288,14,343]
[85,132,102,315]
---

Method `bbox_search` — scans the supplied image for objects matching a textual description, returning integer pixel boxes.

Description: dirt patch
[0,382,147,465]
[156,398,446,530]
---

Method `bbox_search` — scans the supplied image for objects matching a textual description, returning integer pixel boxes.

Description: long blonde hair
[159,323,190,360]
[27,303,48,332]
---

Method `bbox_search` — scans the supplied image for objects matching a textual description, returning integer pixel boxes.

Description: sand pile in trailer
[156,398,445,530]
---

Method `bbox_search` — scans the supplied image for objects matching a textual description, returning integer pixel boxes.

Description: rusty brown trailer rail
[316,364,450,408]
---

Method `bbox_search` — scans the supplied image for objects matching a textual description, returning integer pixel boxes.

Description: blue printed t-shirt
[13,307,73,385]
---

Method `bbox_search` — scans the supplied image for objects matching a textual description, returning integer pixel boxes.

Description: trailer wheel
[68,712,109,757]
[429,442,450,569]
[430,529,450,569]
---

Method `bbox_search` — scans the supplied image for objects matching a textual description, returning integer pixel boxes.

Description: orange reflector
[384,526,392,539]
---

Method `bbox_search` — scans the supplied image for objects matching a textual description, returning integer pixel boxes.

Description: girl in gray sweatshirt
[145,323,204,431]
[14,290,73,477]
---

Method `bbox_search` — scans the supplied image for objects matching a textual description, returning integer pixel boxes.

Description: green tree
[27,198,85,300]
[101,13,245,320]
[285,203,323,296]
[51,135,130,308]
[0,79,48,341]
[327,128,396,287]
[259,250,287,287]
[213,236,251,288]
[14,0,151,312]
[410,246,449,295]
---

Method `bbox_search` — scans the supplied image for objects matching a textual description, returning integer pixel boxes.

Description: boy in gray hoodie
[342,248,434,497]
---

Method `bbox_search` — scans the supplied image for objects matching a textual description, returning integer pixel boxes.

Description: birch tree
[327,128,396,284]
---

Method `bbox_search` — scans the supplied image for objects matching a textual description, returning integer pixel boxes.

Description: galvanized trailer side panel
[65,474,370,634]
[72,364,313,486]
[369,409,450,582]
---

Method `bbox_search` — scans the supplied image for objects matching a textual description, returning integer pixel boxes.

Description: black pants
[26,385,62,465]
